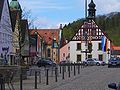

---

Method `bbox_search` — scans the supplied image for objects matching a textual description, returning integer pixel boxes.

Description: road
[45,66,120,90]
[7,65,120,90]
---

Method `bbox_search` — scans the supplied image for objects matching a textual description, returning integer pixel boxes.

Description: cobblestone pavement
[6,66,120,90]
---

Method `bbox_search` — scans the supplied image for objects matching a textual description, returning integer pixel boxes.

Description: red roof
[111,44,120,50]
[30,29,60,45]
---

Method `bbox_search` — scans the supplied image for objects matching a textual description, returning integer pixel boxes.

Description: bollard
[62,66,64,79]
[68,65,70,78]
[74,63,76,76]
[20,69,23,90]
[35,71,37,89]
[46,69,49,85]
[55,67,58,82]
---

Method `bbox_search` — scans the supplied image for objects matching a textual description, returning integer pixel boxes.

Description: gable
[0,0,4,21]
[72,21,105,41]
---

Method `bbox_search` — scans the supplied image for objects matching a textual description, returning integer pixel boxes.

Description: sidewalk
[5,65,87,90]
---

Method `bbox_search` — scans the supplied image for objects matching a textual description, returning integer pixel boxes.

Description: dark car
[108,82,120,90]
[108,57,120,68]
[83,58,105,66]
[59,60,72,65]
[37,58,57,67]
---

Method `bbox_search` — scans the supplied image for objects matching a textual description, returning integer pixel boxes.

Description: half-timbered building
[61,0,111,63]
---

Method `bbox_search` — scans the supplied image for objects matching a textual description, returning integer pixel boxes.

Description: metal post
[35,71,37,89]
[62,66,64,79]
[55,67,58,82]
[74,63,76,76]
[68,65,70,77]
[46,69,49,85]
[85,0,87,18]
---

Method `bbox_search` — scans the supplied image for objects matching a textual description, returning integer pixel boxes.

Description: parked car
[108,57,120,68]
[59,60,72,65]
[36,58,57,67]
[83,58,105,66]
[108,82,120,90]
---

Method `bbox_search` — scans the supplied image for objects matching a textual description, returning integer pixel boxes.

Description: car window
[110,58,117,61]
[87,59,93,61]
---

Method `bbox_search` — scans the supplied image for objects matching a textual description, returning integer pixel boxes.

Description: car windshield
[110,58,118,61]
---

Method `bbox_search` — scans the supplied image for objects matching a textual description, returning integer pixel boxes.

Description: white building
[70,21,111,63]
[0,0,13,64]
[63,0,111,63]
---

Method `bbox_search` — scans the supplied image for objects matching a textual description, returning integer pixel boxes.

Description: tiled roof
[0,0,4,21]
[30,29,60,45]
[111,45,120,50]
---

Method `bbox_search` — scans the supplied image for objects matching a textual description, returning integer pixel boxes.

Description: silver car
[83,58,105,66]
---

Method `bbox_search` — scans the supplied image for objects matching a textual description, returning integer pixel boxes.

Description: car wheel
[96,63,100,66]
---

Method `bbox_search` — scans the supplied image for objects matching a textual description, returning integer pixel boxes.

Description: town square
[0,0,120,90]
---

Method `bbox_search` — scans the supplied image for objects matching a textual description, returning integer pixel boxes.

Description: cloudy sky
[9,0,120,28]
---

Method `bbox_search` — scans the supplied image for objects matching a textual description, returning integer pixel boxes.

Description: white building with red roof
[60,0,111,63]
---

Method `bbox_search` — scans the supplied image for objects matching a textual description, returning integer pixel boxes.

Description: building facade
[30,29,61,63]
[60,43,70,62]
[0,0,13,65]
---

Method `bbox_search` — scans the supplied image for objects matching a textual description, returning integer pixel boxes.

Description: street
[8,65,120,90]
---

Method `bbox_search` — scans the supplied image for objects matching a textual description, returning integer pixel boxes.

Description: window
[91,29,96,36]
[63,53,65,57]
[77,43,81,50]
[88,55,92,58]
[47,49,51,57]
[77,55,81,62]
[68,47,70,50]
[98,43,102,50]
[98,54,103,61]
[88,43,92,52]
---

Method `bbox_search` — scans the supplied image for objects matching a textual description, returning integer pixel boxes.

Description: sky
[9,0,120,28]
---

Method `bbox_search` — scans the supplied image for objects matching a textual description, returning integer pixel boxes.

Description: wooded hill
[62,12,120,46]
